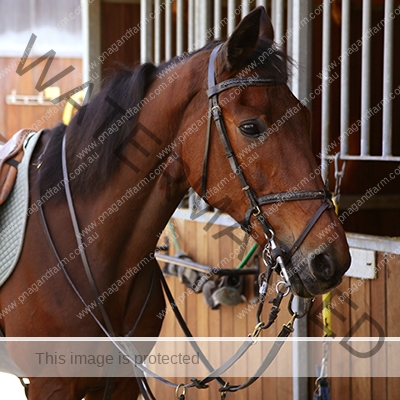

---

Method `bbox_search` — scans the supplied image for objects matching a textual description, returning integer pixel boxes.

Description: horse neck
[78,55,208,264]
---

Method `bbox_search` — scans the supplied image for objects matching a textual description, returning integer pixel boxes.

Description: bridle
[202,44,333,289]
[33,44,335,399]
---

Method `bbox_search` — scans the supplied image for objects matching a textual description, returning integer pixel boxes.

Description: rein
[34,44,333,399]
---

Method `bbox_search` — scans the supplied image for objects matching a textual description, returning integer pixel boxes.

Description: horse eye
[239,123,260,136]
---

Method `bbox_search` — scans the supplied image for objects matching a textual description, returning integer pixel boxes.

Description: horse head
[181,7,351,298]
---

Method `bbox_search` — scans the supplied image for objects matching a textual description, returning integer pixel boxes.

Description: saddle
[0,129,34,206]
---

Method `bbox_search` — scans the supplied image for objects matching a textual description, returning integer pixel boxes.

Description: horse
[0,6,350,399]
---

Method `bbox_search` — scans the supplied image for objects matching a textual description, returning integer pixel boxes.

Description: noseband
[202,44,333,286]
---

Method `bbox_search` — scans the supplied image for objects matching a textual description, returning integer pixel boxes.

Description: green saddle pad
[0,130,43,287]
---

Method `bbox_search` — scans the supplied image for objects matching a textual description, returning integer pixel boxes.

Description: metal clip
[250,322,264,338]
[259,281,268,296]
[220,382,229,399]
[283,312,297,332]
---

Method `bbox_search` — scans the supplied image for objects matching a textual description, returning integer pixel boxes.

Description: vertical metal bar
[140,0,153,63]
[165,0,172,60]
[242,0,251,18]
[383,0,394,156]
[200,0,207,45]
[291,1,312,102]
[195,0,209,49]
[256,0,267,8]
[340,0,350,155]
[177,0,184,56]
[321,0,331,182]
[361,0,371,156]
[291,2,312,400]
[271,0,284,45]
[214,0,222,39]
[188,0,195,50]
[81,0,102,89]
[286,0,293,86]
[228,0,236,36]
[154,0,161,64]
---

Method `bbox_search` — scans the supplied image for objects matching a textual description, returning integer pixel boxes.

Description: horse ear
[222,7,263,71]
[259,6,274,41]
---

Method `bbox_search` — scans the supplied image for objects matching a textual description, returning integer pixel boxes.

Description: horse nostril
[310,253,335,280]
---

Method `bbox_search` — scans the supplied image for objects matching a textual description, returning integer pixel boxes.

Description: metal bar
[271,0,284,44]
[214,0,222,39]
[176,0,184,56]
[256,0,267,8]
[81,0,102,89]
[321,0,332,182]
[188,0,195,50]
[140,0,153,63]
[361,0,372,156]
[340,0,351,155]
[383,0,394,156]
[155,253,259,276]
[228,0,236,36]
[165,0,172,60]
[194,0,210,49]
[326,154,400,162]
[154,0,161,64]
[286,0,293,86]
[291,3,312,399]
[241,0,251,18]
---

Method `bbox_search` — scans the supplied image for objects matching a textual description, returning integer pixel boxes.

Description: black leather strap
[206,76,278,98]
[241,189,331,232]
[283,200,333,264]
[6,158,19,168]
[258,189,331,206]
[61,134,116,337]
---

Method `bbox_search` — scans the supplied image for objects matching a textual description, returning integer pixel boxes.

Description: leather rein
[33,44,334,399]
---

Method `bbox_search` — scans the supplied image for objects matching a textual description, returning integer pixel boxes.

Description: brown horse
[0,7,350,399]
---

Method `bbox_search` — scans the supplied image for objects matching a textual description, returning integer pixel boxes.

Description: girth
[202,44,333,266]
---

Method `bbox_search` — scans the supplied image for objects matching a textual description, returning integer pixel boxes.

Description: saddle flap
[0,129,33,206]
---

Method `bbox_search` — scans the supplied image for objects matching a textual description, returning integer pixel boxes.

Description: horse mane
[39,39,288,198]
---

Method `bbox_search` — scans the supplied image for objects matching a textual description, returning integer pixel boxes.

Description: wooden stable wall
[154,218,400,400]
[309,251,400,400]
[154,218,294,400]
[0,57,82,140]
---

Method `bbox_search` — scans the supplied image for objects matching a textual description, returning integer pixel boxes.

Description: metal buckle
[211,105,221,115]
[252,206,261,217]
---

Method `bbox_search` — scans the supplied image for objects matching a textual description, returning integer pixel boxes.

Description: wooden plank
[207,223,223,400]
[231,228,249,400]
[183,219,198,400]
[327,277,352,400]
[153,226,176,398]
[195,221,210,400]
[0,58,9,137]
[218,228,239,399]
[349,276,372,400]
[370,252,387,400]
[386,253,400,399]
